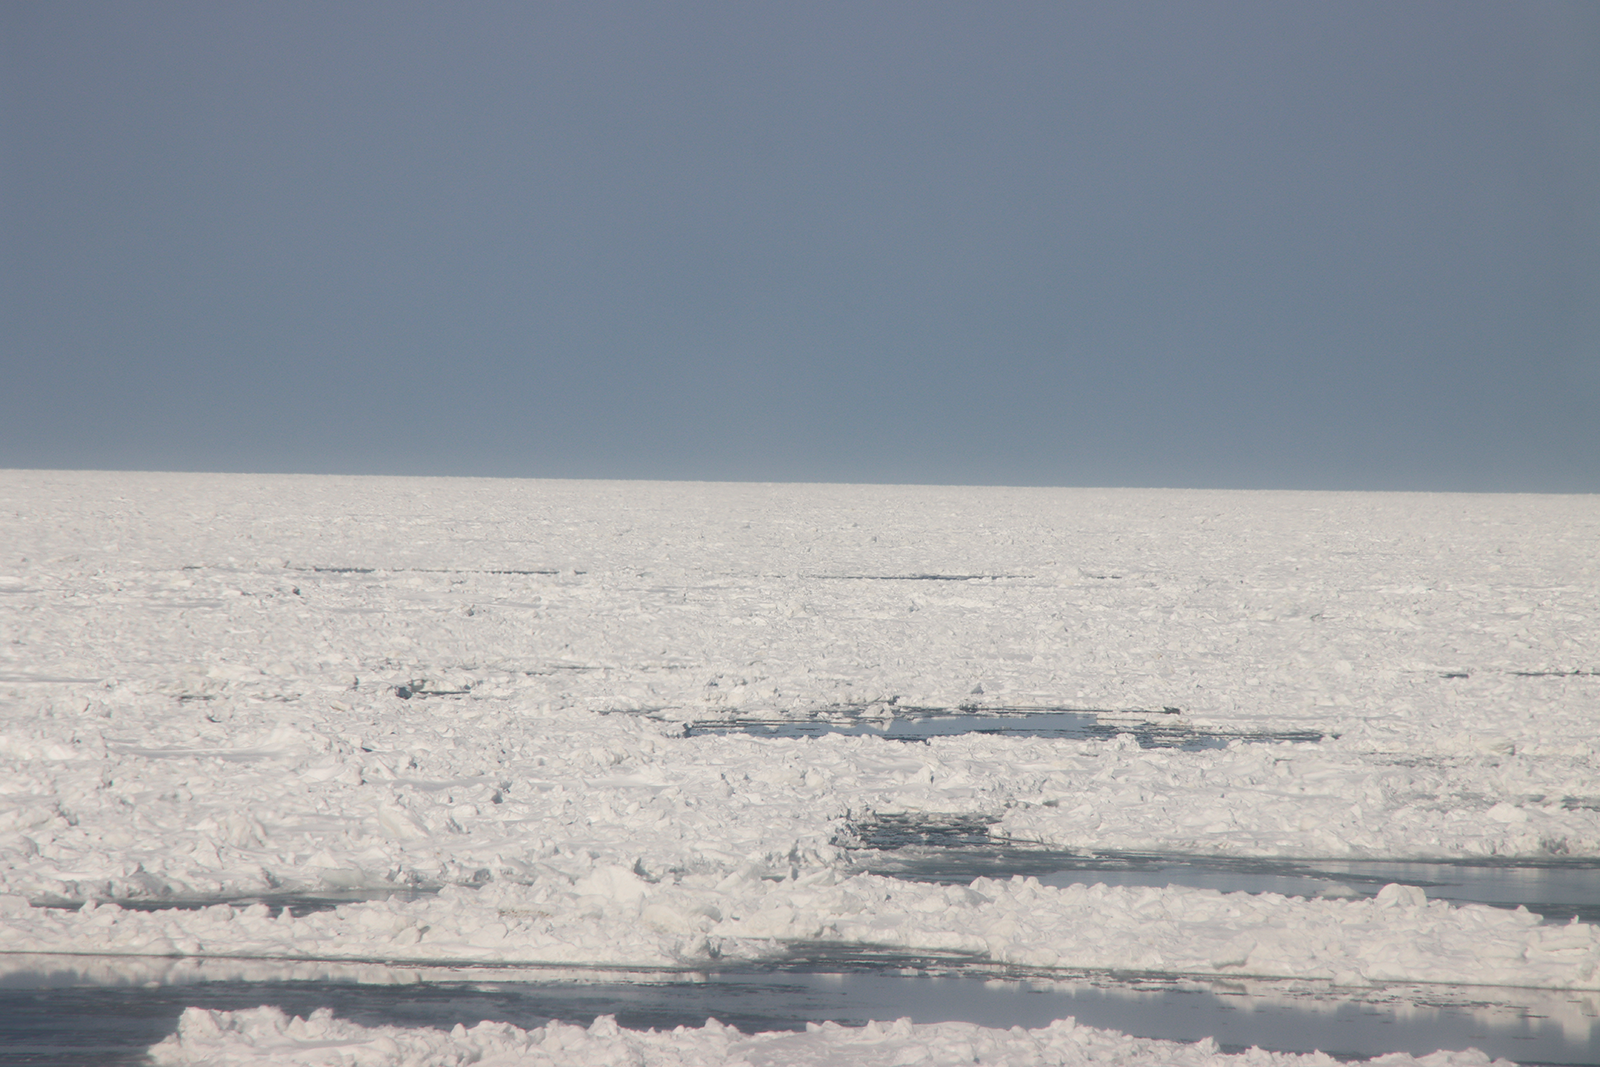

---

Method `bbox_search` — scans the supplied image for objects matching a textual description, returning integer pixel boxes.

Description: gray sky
[5,2,1598,491]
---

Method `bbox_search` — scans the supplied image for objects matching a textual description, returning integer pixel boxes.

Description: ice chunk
[1374,883,1427,909]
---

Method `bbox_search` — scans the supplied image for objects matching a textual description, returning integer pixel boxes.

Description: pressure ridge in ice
[1,471,1598,1057]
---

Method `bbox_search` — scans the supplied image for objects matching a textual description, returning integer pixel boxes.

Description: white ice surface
[2,472,1598,1054]
[146,1006,1514,1067]
[2,871,1595,988]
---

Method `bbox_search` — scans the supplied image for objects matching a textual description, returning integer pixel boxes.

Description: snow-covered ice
[2,470,1597,1060]
[145,1006,1518,1067]
[4,869,1595,987]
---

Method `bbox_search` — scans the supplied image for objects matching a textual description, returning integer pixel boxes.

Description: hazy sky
[5,2,1598,491]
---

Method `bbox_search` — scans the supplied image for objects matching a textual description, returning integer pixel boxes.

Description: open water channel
[4,710,1597,1065]
[2,950,1597,1065]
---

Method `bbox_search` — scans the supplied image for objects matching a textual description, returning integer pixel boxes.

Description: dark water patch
[846,812,1000,850]
[1028,858,1600,924]
[0,957,1594,1066]
[393,682,471,699]
[1439,669,1599,680]
[843,825,1600,923]
[1265,859,1600,924]
[36,888,439,919]
[1512,669,1599,678]
[815,573,1031,581]
[683,706,1323,750]
[300,566,562,576]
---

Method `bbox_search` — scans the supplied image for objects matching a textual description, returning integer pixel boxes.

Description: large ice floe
[1,470,1596,1063]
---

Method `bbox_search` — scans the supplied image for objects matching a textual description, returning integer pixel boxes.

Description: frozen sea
[1,470,1597,1064]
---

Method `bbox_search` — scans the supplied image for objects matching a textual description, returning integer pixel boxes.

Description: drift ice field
[2,469,1597,1065]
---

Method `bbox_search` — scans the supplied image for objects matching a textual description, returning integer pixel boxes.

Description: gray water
[1036,858,1600,924]
[857,850,1600,925]
[679,706,1325,749]
[846,814,1600,924]
[1,954,1596,1066]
